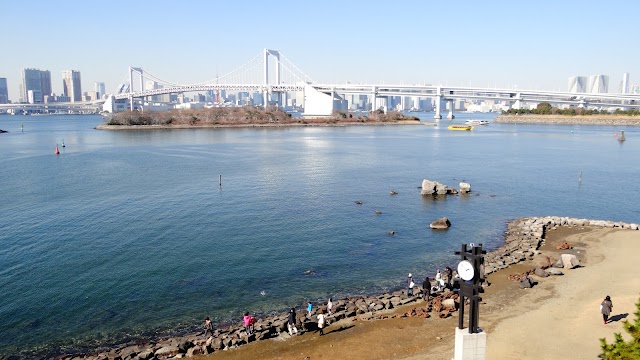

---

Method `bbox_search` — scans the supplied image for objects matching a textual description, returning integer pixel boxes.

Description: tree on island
[599,296,640,359]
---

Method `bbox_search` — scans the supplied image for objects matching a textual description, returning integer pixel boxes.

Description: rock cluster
[420,179,459,196]
[483,216,638,277]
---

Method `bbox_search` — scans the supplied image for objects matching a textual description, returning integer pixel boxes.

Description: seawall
[495,114,640,126]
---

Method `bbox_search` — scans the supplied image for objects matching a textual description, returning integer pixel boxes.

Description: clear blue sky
[1,0,638,101]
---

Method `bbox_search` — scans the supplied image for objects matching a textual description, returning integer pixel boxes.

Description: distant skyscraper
[568,76,587,93]
[622,73,629,94]
[0,78,8,104]
[62,70,82,102]
[588,75,609,93]
[94,82,106,99]
[21,68,51,103]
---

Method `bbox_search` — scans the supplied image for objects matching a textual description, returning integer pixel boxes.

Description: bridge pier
[371,86,376,111]
[434,95,442,119]
[447,99,455,120]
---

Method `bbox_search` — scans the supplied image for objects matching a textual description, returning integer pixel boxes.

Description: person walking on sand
[287,308,298,336]
[601,295,613,324]
[204,317,213,338]
[422,277,431,300]
[307,301,313,318]
[327,298,334,314]
[317,309,327,336]
[406,273,414,296]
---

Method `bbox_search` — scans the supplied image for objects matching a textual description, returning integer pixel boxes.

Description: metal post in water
[219,175,222,186]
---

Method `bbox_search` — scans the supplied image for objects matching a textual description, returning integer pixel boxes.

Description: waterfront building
[193,93,206,103]
[568,76,587,93]
[95,82,106,99]
[27,90,41,104]
[252,92,263,106]
[588,75,609,93]
[62,70,82,102]
[621,73,629,94]
[21,68,51,103]
[0,77,8,104]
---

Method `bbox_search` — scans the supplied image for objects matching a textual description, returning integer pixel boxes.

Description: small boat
[465,119,489,126]
[448,125,474,131]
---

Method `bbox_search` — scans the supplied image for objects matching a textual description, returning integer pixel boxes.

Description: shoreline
[495,114,640,126]
[33,216,637,360]
[95,120,426,130]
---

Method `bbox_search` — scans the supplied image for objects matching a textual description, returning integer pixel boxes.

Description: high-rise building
[588,75,609,93]
[0,78,8,104]
[622,73,630,94]
[21,68,51,103]
[568,76,587,93]
[94,82,106,99]
[62,70,82,102]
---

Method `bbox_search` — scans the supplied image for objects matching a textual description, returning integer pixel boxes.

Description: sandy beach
[200,226,640,360]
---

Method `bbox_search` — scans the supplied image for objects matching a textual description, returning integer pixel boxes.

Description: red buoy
[55,144,60,155]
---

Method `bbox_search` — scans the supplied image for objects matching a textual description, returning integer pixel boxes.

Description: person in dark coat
[601,295,613,324]
[445,267,453,289]
[422,277,431,300]
[287,308,298,335]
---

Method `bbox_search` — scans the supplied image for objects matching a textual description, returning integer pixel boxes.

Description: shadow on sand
[608,313,629,323]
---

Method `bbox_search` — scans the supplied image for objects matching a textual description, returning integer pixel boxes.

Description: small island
[495,102,640,126]
[96,106,422,130]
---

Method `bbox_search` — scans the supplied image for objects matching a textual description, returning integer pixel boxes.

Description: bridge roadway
[3,84,639,113]
[115,83,640,109]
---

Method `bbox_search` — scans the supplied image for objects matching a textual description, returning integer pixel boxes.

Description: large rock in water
[430,217,451,229]
[561,254,580,269]
[421,179,437,195]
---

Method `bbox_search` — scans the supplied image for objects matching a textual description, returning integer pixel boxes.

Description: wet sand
[201,226,639,360]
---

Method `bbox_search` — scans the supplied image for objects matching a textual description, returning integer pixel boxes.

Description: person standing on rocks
[422,277,431,300]
[204,317,213,338]
[316,309,327,336]
[243,312,255,335]
[307,301,313,318]
[445,267,453,289]
[287,308,299,336]
[601,295,613,324]
[407,273,414,296]
[327,298,334,314]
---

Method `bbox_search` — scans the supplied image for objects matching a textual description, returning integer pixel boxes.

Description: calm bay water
[0,113,638,356]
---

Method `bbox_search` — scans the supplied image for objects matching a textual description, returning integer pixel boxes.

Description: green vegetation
[503,102,640,116]
[105,106,419,126]
[600,296,640,359]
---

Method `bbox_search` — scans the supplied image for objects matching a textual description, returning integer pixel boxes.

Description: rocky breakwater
[494,114,640,126]
[482,216,639,278]
[64,290,459,360]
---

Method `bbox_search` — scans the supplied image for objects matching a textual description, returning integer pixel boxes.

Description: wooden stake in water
[219,175,222,186]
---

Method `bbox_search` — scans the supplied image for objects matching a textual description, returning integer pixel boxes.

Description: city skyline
[1,0,639,102]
